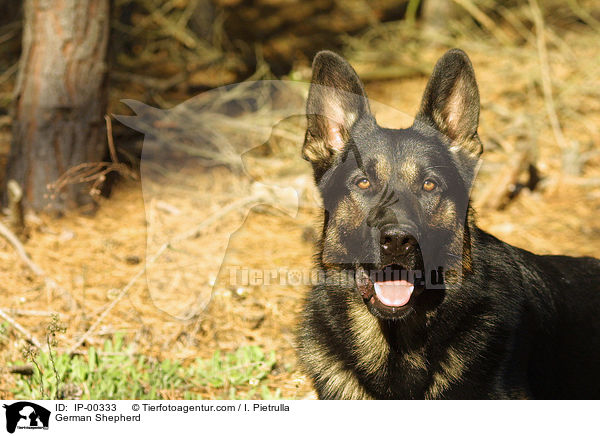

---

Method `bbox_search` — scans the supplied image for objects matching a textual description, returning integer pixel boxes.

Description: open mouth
[356,264,425,320]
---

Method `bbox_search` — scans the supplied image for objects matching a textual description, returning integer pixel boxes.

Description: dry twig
[0,308,42,348]
[0,308,64,317]
[529,0,570,154]
[0,220,78,310]
[48,162,137,200]
[105,115,119,164]
[453,0,513,45]
[479,151,533,210]
[0,220,44,277]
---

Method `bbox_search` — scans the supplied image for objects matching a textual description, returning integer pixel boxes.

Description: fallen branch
[4,365,34,376]
[0,308,63,317]
[479,150,532,210]
[0,220,78,310]
[0,220,44,276]
[47,161,137,200]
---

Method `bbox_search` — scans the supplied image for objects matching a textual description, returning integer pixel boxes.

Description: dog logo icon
[2,402,50,433]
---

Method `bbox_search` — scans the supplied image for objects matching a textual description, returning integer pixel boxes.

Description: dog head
[304,49,482,320]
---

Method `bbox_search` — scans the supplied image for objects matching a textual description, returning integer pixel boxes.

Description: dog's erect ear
[415,49,482,157]
[303,51,371,166]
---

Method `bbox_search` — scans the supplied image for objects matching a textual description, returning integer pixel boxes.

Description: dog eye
[423,179,437,192]
[356,177,371,190]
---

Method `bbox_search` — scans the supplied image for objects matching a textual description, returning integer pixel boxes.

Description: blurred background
[0,0,598,399]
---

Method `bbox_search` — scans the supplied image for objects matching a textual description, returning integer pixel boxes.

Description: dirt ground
[1,23,600,399]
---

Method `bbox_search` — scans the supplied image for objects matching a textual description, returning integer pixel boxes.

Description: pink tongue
[373,280,414,307]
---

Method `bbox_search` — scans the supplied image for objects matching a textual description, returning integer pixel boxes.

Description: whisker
[424,165,450,170]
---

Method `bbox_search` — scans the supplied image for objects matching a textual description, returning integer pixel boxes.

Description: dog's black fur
[296,49,600,399]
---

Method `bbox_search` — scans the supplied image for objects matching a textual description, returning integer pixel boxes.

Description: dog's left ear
[415,49,482,157]
[303,51,371,168]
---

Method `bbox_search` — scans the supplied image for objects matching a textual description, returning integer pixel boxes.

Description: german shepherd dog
[296,49,600,399]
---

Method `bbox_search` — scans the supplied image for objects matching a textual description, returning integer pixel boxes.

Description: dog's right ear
[303,51,370,168]
[415,49,482,158]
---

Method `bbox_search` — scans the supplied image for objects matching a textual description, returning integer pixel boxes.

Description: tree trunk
[4,0,110,213]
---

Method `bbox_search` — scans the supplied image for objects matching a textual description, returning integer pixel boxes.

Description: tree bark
[4,0,110,212]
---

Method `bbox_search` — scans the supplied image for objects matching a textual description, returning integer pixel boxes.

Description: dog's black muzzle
[378,223,422,269]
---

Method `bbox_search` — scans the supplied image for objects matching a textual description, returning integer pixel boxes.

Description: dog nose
[380,225,418,257]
